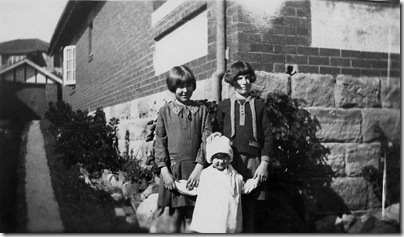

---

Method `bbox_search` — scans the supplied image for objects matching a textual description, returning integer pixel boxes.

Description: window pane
[67,60,72,70]
[67,49,72,58]
[67,71,72,81]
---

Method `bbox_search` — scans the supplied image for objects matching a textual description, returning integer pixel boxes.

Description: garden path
[24,120,64,232]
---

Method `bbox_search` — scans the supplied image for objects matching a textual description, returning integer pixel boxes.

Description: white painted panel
[154,10,208,75]
[37,74,47,84]
[311,1,400,53]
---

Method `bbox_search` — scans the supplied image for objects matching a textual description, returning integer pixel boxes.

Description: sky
[0,0,68,43]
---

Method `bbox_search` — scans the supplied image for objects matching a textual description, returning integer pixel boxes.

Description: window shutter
[63,45,76,86]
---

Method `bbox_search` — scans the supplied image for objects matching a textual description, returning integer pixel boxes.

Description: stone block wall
[225,71,400,214]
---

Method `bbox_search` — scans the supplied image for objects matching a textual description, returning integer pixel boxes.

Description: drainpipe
[211,0,226,103]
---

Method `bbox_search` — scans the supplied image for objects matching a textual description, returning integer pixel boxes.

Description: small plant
[118,130,157,184]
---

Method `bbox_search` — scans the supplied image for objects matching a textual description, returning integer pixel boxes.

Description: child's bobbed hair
[166,65,197,93]
[223,61,256,86]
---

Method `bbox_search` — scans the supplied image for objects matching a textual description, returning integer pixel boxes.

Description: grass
[0,120,28,233]
[40,119,145,233]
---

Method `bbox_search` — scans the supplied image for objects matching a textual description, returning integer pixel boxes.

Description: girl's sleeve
[214,103,224,133]
[154,107,169,169]
[195,105,212,167]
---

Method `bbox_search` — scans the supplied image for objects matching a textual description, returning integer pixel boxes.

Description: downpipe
[211,0,226,103]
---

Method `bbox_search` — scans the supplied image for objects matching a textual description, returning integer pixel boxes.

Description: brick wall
[70,1,155,111]
[226,1,400,77]
[68,1,218,112]
[65,1,221,161]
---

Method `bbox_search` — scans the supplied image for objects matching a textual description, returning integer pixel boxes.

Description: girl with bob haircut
[154,65,212,232]
[223,61,256,86]
[212,61,276,232]
[166,65,197,93]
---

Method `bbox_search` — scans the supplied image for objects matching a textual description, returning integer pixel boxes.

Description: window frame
[63,45,76,86]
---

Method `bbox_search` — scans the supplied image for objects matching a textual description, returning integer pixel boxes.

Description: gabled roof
[47,1,105,55]
[0,39,49,54]
[0,58,62,84]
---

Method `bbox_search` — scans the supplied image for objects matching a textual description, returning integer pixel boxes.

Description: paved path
[25,120,64,232]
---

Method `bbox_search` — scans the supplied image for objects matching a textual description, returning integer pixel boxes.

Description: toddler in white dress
[190,134,258,233]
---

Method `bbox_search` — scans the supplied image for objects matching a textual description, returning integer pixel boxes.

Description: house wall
[223,0,400,215]
[65,1,219,158]
[62,0,400,216]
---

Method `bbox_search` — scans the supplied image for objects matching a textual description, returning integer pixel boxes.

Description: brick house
[0,39,62,121]
[47,0,400,221]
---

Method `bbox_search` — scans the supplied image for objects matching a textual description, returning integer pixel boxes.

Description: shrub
[45,101,157,184]
[263,91,331,183]
[45,101,75,131]
[45,102,121,174]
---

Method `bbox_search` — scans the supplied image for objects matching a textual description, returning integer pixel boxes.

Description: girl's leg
[242,196,256,233]
[179,206,194,233]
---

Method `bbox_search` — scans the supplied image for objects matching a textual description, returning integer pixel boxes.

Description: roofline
[47,0,77,56]
[47,1,105,56]
[0,59,63,84]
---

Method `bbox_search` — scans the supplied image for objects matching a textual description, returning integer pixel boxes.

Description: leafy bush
[45,101,75,131]
[45,101,156,184]
[263,91,331,183]
[45,102,119,173]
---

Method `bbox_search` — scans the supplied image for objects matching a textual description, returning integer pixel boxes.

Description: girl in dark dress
[154,65,211,232]
[214,61,276,232]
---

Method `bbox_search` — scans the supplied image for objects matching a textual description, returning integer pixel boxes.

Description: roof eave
[47,1,78,56]
[0,58,63,84]
[47,1,104,56]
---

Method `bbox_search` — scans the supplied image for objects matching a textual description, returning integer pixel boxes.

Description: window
[63,45,76,86]
[7,55,26,65]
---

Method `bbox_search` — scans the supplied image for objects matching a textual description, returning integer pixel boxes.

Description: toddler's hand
[160,167,176,190]
[243,178,259,194]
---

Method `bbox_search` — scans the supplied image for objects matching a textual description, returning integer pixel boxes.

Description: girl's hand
[186,163,204,190]
[253,161,268,183]
[160,167,176,190]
